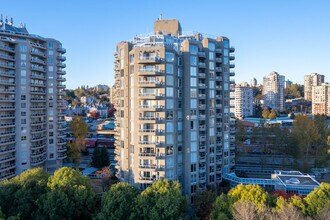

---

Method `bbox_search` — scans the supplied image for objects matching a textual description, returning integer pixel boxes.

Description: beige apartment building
[0,18,66,180]
[304,73,324,101]
[230,83,254,119]
[312,83,330,116]
[113,19,235,198]
[262,71,285,111]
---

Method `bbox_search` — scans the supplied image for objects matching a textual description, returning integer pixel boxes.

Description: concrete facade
[262,71,285,111]
[0,19,66,180]
[113,19,235,198]
[231,83,254,119]
[312,83,330,116]
[304,73,324,101]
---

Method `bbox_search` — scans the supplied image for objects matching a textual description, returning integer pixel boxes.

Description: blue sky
[2,0,330,89]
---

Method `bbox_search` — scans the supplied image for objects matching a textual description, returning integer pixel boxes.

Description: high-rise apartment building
[262,71,285,111]
[231,83,253,119]
[113,19,235,197]
[250,77,257,87]
[312,83,330,116]
[304,73,325,101]
[0,18,66,180]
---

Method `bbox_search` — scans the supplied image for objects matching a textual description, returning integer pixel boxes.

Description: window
[21,136,27,141]
[223,40,229,48]
[49,131,54,137]
[190,66,197,76]
[21,119,26,124]
[49,139,54,144]
[20,45,27,52]
[190,99,197,108]
[48,66,54,72]
[165,52,174,62]
[224,49,229,56]
[191,164,196,172]
[166,146,173,155]
[166,64,174,74]
[21,54,26,61]
[21,70,26,76]
[21,103,26,108]
[190,78,197,87]
[166,122,174,132]
[48,42,54,48]
[166,99,174,109]
[208,42,215,51]
[209,61,214,70]
[190,56,197,65]
[166,87,173,97]
[21,112,26,116]
[21,77,26,85]
[209,52,214,60]
[189,45,198,55]
[166,75,174,86]
[21,95,26,100]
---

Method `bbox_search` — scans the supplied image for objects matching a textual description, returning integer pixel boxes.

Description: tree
[96,182,138,220]
[67,116,89,164]
[131,179,188,220]
[304,183,330,216]
[210,194,232,220]
[92,147,110,168]
[36,167,95,220]
[232,201,259,220]
[228,184,270,212]
[291,115,320,170]
[235,120,246,145]
[262,109,270,119]
[193,189,217,220]
[0,168,49,219]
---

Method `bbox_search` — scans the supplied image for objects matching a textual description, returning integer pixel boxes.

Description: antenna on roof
[10,17,13,25]
[160,14,163,20]
[0,14,3,22]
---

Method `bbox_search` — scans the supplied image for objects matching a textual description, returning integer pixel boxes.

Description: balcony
[198,73,206,78]
[57,47,66,53]
[30,66,45,73]
[31,120,47,126]
[139,152,156,157]
[58,154,67,159]
[0,70,15,77]
[138,69,164,76]
[0,62,15,69]
[139,117,165,123]
[229,47,235,52]
[57,62,66,68]
[198,83,206,88]
[138,81,164,88]
[0,122,15,128]
[0,44,15,52]
[57,55,66,61]
[230,71,235,76]
[30,105,46,110]
[215,67,222,72]
[57,84,66,89]
[0,147,15,155]
[0,105,15,110]
[0,155,15,163]
[0,80,15,85]
[57,76,66,82]
[31,50,45,57]
[215,57,222,63]
[57,146,67,153]
[229,63,235,68]
[198,51,206,57]
[199,104,206,109]
[31,58,46,65]
[0,130,15,138]
[57,126,67,131]
[138,105,165,111]
[215,48,222,54]
[31,157,46,166]
[30,129,46,135]
[139,164,156,169]
[138,93,165,99]
[215,76,222,81]
[0,138,15,146]
[0,97,15,102]
[0,163,16,172]
[138,56,161,64]
[31,98,46,102]
[0,53,15,61]
[229,55,235,60]
[198,62,206,68]
[57,70,66,75]
[30,90,46,95]
[230,79,235,84]
[30,74,46,80]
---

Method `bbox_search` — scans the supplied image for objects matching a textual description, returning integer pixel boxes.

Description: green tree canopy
[96,182,138,220]
[36,167,95,220]
[304,183,330,216]
[193,189,217,220]
[210,194,231,220]
[92,147,110,168]
[268,109,277,119]
[262,109,270,119]
[228,184,271,212]
[131,179,188,220]
[0,168,49,219]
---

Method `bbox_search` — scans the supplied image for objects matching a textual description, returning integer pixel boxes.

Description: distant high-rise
[231,83,253,119]
[284,80,292,89]
[250,77,257,87]
[304,73,325,101]
[312,83,330,116]
[0,18,66,180]
[262,71,285,111]
[113,18,235,197]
